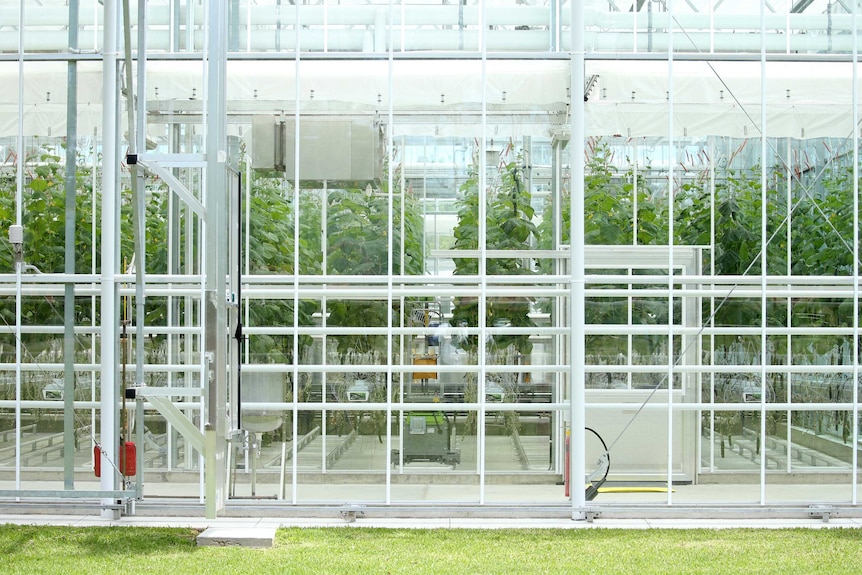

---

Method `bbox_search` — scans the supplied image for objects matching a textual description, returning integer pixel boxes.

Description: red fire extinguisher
[94,441,136,477]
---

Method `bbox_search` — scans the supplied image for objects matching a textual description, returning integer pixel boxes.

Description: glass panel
[141,413,184,476]
[0,64,19,289]
[148,61,207,154]
[23,2,63,54]
[585,400,678,499]
[704,409,762,472]
[587,335,628,390]
[484,412,558,504]
[0,406,16,475]
[484,407,527,473]
[0,2,20,55]
[289,407,388,503]
[766,408,854,504]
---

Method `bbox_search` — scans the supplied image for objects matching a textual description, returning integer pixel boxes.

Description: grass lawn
[0,525,861,575]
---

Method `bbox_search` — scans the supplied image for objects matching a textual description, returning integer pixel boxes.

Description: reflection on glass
[702,410,761,471]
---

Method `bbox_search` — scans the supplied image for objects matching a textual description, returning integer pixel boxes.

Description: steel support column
[100,0,121,520]
[204,0,229,519]
[570,0,587,520]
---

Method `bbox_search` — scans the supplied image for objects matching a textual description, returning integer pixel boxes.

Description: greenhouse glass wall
[0,0,860,520]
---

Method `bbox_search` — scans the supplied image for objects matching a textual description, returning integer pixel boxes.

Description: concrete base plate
[196,526,276,548]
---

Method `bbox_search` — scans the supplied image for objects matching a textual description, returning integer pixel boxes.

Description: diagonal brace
[145,395,205,454]
[135,159,207,220]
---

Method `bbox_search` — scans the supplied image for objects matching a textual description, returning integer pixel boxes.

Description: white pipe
[99,0,119,520]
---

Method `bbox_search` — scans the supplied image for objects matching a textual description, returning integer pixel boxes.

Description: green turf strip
[0,525,860,575]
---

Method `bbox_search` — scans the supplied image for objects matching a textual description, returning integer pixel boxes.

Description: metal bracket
[808,505,835,523]
[577,507,601,523]
[340,505,366,523]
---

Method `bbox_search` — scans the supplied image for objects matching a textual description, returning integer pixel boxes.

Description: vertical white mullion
[477,0,488,506]
[852,0,859,506]
[245,158,252,365]
[14,0,25,491]
[627,263,633,390]
[632,146,639,245]
[708,137,716,473]
[385,0,395,506]
[320,177,328,484]
[631,139,637,392]
[291,2,301,504]
[785,137,792,474]
[187,142,196,476]
[759,0,768,506]
[570,0,587,520]
[199,0,209,506]
[666,0,675,506]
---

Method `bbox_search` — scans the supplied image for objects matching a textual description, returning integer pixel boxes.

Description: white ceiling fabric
[0,58,858,140]
[586,60,860,139]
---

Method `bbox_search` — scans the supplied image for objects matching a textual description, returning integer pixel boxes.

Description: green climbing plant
[451,152,539,357]
[326,178,424,356]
